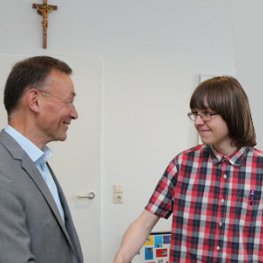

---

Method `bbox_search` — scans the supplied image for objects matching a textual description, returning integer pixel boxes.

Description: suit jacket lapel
[48,163,83,262]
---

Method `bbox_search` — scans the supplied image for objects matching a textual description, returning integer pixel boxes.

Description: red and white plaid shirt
[146,144,263,262]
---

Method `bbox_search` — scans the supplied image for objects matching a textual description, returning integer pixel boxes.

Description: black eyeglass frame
[187,111,218,121]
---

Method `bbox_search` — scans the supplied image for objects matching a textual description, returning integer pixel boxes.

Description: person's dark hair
[190,76,256,148]
[4,56,72,115]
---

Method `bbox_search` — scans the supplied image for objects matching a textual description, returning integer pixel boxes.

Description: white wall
[230,0,263,149]
[2,0,262,262]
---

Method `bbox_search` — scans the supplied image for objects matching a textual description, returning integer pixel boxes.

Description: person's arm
[113,209,159,263]
[0,174,36,262]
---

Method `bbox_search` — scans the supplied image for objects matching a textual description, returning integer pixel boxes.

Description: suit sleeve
[0,174,36,263]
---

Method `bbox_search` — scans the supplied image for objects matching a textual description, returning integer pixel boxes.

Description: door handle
[77,192,96,200]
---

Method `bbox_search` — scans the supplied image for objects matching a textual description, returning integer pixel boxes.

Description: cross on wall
[32,0,57,49]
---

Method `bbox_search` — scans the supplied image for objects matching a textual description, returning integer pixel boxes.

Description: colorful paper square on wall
[140,232,171,263]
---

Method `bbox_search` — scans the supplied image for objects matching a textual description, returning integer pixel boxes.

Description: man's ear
[25,88,41,113]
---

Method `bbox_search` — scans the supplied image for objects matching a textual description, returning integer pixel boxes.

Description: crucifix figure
[32,0,58,49]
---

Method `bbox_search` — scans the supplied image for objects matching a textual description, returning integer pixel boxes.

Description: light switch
[113,184,124,204]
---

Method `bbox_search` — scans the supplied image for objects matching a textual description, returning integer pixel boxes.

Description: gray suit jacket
[0,130,83,263]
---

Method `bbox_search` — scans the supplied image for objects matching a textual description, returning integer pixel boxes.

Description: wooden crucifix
[32,0,58,49]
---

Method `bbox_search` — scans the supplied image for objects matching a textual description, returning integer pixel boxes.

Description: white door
[0,55,102,263]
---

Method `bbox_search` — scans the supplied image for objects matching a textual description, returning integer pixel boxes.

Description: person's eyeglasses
[187,111,218,121]
[39,90,75,108]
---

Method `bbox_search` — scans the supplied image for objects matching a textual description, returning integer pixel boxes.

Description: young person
[114,76,263,262]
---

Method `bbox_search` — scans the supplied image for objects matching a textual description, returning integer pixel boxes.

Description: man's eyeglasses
[187,111,218,121]
[39,90,75,108]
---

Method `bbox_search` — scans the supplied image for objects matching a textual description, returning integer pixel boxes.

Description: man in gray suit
[0,56,83,263]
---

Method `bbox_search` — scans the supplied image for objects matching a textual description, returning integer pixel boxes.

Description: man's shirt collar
[209,144,249,166]
[4,125,52,163]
